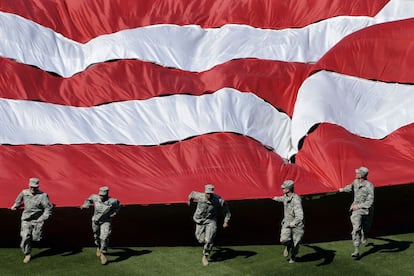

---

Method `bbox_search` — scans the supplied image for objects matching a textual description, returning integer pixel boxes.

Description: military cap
[355,167,369,177]
[205,184,215,194]
[99,186,109,196]
[281,180,294,190]
[29,177,40,188]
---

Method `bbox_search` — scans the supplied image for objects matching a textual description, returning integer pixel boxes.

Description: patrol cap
[355,167,369,177]
[281,180,294,190]
[29,178,40,188]
[99,186,109,196]
[205,184,214,194]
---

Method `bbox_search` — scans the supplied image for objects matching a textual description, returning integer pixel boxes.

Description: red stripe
[0,133,327,207]
[2,0,413,208]
[0,57,311,116]
[0,0,389,42]
[315,19,414,84]
[296,123,414,189]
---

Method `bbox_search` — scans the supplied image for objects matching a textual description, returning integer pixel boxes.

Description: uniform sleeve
[292,196,304,226]
[272,196,285,203]
[112,199,121,215]
[188,191,195,202]
[219,198,231,223]
[81,195,95,208]
[188,191,202,202]
[37,193,53,221]
[12,191,24,209]
[358,183,374,210]
[340,182,354,193]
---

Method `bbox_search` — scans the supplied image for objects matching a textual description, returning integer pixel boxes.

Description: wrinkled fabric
[1,0,414,208]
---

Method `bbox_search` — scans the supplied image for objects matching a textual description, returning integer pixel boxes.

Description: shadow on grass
[359,237,412,260]
[295,244,336,266]
[209,247,256,263]
[32,246,83,260]
[106,247,152,264]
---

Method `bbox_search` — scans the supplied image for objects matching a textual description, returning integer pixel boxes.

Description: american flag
[1,0,413,207]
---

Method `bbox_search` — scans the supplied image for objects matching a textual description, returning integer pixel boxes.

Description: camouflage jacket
[82,194,121,223]
[273,193,304,228]
[13,189,53,222]
[341,179,374,214]
[188,191,231,224]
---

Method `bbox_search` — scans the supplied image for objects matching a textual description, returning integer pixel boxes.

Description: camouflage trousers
[195,220,217,256]
[20,220,44,255]
[280,225,304,258]
[350,211,373,247]
[92,221,112,253]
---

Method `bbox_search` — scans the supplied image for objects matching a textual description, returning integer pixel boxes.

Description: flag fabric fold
[1,0,414,207]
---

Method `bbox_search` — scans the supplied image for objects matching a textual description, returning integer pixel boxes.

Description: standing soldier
[10,177,53,263]
[188,184,231,266]
[80,186,121,265]
[339,166,374,259]
[272,180,304,263]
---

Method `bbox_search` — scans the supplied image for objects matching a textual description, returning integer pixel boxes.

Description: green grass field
[1,233,413,276]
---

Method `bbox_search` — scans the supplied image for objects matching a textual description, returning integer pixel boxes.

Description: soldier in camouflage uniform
[10,177,53,263]
[80,186,121,265]
[188,184,231,266]
[272,180,304,264]
[339,166,374,259]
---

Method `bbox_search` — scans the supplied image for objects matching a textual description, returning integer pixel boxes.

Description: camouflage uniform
[188,188,231,257]
[273,191,304,261]
[341,177,374,248]
[11,180,53,256]
[81,190,121,254]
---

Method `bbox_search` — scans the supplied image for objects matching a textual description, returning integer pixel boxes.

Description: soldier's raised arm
[80,195,94,209]
[10,191,24,210]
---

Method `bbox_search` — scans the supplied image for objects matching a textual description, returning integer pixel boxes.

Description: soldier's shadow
[32,246,83,260]
[209,247,256,263]
[359,237,412,260]
[295,245,336,266]
[106,247,152,264]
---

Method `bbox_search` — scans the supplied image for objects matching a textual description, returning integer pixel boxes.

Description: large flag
[1,0,414,207]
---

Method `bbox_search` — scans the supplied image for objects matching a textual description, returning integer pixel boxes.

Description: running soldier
[10,177,53,263]
[188,184,231,266]
[272,180,304,263]
[339,166,374,259]
[80,186,121,265]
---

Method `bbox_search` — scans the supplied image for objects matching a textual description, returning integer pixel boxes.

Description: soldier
[80,186,121,265]
[339,166,374,259]
[10,177,53,263]
[272,180,304,263]
[188,184,231,266]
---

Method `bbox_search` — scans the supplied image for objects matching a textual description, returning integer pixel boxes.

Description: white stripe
[0,88,293,158]
[0,0,412,77]
[292,70,414,151]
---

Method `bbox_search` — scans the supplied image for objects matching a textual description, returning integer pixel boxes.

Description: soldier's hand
[80,206,84,210]
[289,222,296,228]
[223,222,229,228]
[187,200,191,206]
[10,206,17,211]
[351,204,359,211]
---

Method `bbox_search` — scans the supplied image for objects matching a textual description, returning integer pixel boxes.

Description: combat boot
[351,247,360,259]
[100,253,108,265]
[23,254,31,263]
[283,246,290,257]
[202,255,209,266]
